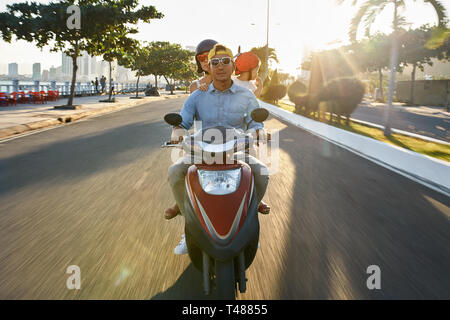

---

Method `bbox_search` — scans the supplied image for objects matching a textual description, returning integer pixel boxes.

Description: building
[33,63,41,81]
[81,52,90,77]
[8,63,19,78]
[41,69,49,81]
[396,80,450,107]
[49,66,57,80]
[90,56,97,77]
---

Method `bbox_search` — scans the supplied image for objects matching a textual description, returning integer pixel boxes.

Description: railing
[0,80,147,97]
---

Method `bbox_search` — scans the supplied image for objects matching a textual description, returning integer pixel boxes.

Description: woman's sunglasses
[209,57,232,67]
[197,53,209,62]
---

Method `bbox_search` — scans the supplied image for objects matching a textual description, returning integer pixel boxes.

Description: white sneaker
[174,234,188,255]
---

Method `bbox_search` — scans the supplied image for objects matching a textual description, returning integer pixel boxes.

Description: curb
[0,94,187,140]
[259,100,450,197]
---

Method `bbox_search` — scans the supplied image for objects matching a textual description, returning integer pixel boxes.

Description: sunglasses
[197,53,209,62]
[209,57,232,67]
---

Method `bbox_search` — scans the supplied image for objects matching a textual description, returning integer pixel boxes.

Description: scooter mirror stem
[246,120,254,131]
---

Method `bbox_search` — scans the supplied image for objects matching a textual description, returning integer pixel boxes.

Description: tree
[250,45,279,81]
[147,42,194,95]
[398,26,436,104]
[86,2,163,102]
[118,45,152,99]
[262,69,287,103]
[89,29,140,102]
[318,77,366,124]
[0,0,163,108]
[176,63,198,93]
[339,0,448,135]
[354,33,392,101]
[287,80,308,103]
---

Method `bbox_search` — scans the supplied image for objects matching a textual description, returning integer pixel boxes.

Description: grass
[274,101,450,162]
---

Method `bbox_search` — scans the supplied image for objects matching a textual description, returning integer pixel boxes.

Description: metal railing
[0,80,147,97]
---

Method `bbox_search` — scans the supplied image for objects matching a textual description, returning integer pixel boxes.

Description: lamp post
[250,0,271,82]
[264,0,270,83]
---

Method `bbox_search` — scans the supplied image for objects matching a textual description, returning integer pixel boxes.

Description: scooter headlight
[197,168,242,195]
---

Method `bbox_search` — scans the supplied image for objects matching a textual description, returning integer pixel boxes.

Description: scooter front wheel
[214,259,236,300]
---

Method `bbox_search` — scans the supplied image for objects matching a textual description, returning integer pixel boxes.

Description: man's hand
[170,126,185,144]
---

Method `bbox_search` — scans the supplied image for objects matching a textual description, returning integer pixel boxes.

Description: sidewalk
[280,97,449,143]
[361,100,450,118]
[0,91,188,139]
[281,97,449,118]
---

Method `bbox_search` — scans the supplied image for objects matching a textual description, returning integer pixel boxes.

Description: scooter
[162,108,269,299]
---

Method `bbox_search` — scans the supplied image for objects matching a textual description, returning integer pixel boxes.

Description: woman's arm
[189,75,212,93]
[254,76,263,98]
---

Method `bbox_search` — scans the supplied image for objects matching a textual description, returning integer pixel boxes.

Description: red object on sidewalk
[0,93,9,106]
[39,91,48,104]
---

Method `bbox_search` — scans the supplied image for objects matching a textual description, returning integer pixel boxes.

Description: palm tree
[250,45,279,80]
[339,0,447,136]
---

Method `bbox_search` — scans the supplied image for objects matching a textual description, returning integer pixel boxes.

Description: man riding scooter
[164,44,270,254]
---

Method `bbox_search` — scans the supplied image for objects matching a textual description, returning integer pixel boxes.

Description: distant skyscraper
[41,70,49,81]
[90,56,97,76]
[49,66,57,80]
[81,52,90,76]
[33,63,41,80]
[8,63,19,78]
[62,53,72,77]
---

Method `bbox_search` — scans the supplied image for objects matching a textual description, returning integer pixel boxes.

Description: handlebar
[161,141,182,148]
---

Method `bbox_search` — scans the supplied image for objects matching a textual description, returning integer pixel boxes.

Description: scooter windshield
[183,126,249,154]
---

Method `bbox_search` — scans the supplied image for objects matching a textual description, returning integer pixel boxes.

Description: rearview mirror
[251,108,269,123]
[164,113,182,127]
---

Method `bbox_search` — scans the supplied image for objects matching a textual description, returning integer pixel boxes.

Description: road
[0,97,449,299]
[351,103,449,142]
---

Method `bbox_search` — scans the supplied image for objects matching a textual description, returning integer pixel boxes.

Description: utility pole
[384,0,399,136]
[264,0,270,83]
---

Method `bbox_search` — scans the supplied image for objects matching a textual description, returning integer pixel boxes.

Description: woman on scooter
[189,39,218,93]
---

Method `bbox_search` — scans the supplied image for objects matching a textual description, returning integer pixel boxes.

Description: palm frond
[423,0,448,27]
[349,0,388,42]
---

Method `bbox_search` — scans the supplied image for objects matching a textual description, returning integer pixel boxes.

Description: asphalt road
[0,97,449,299]
[351,104,449,142]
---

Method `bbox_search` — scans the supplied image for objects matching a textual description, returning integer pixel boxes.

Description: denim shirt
[180,81,263,131]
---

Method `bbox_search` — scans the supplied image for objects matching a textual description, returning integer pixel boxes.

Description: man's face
[209,54,235,82]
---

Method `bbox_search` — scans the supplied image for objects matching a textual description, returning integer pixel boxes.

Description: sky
[0,0,449,76]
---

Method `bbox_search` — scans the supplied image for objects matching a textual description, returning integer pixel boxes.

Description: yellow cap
[208,44,234,61]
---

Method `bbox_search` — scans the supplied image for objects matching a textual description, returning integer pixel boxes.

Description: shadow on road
[0,115,168,197]
[151,264,220,300]
[274,117,450,299]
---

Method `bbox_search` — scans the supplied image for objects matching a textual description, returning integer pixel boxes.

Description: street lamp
[264,0,270,83]
[250,0,271,82]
